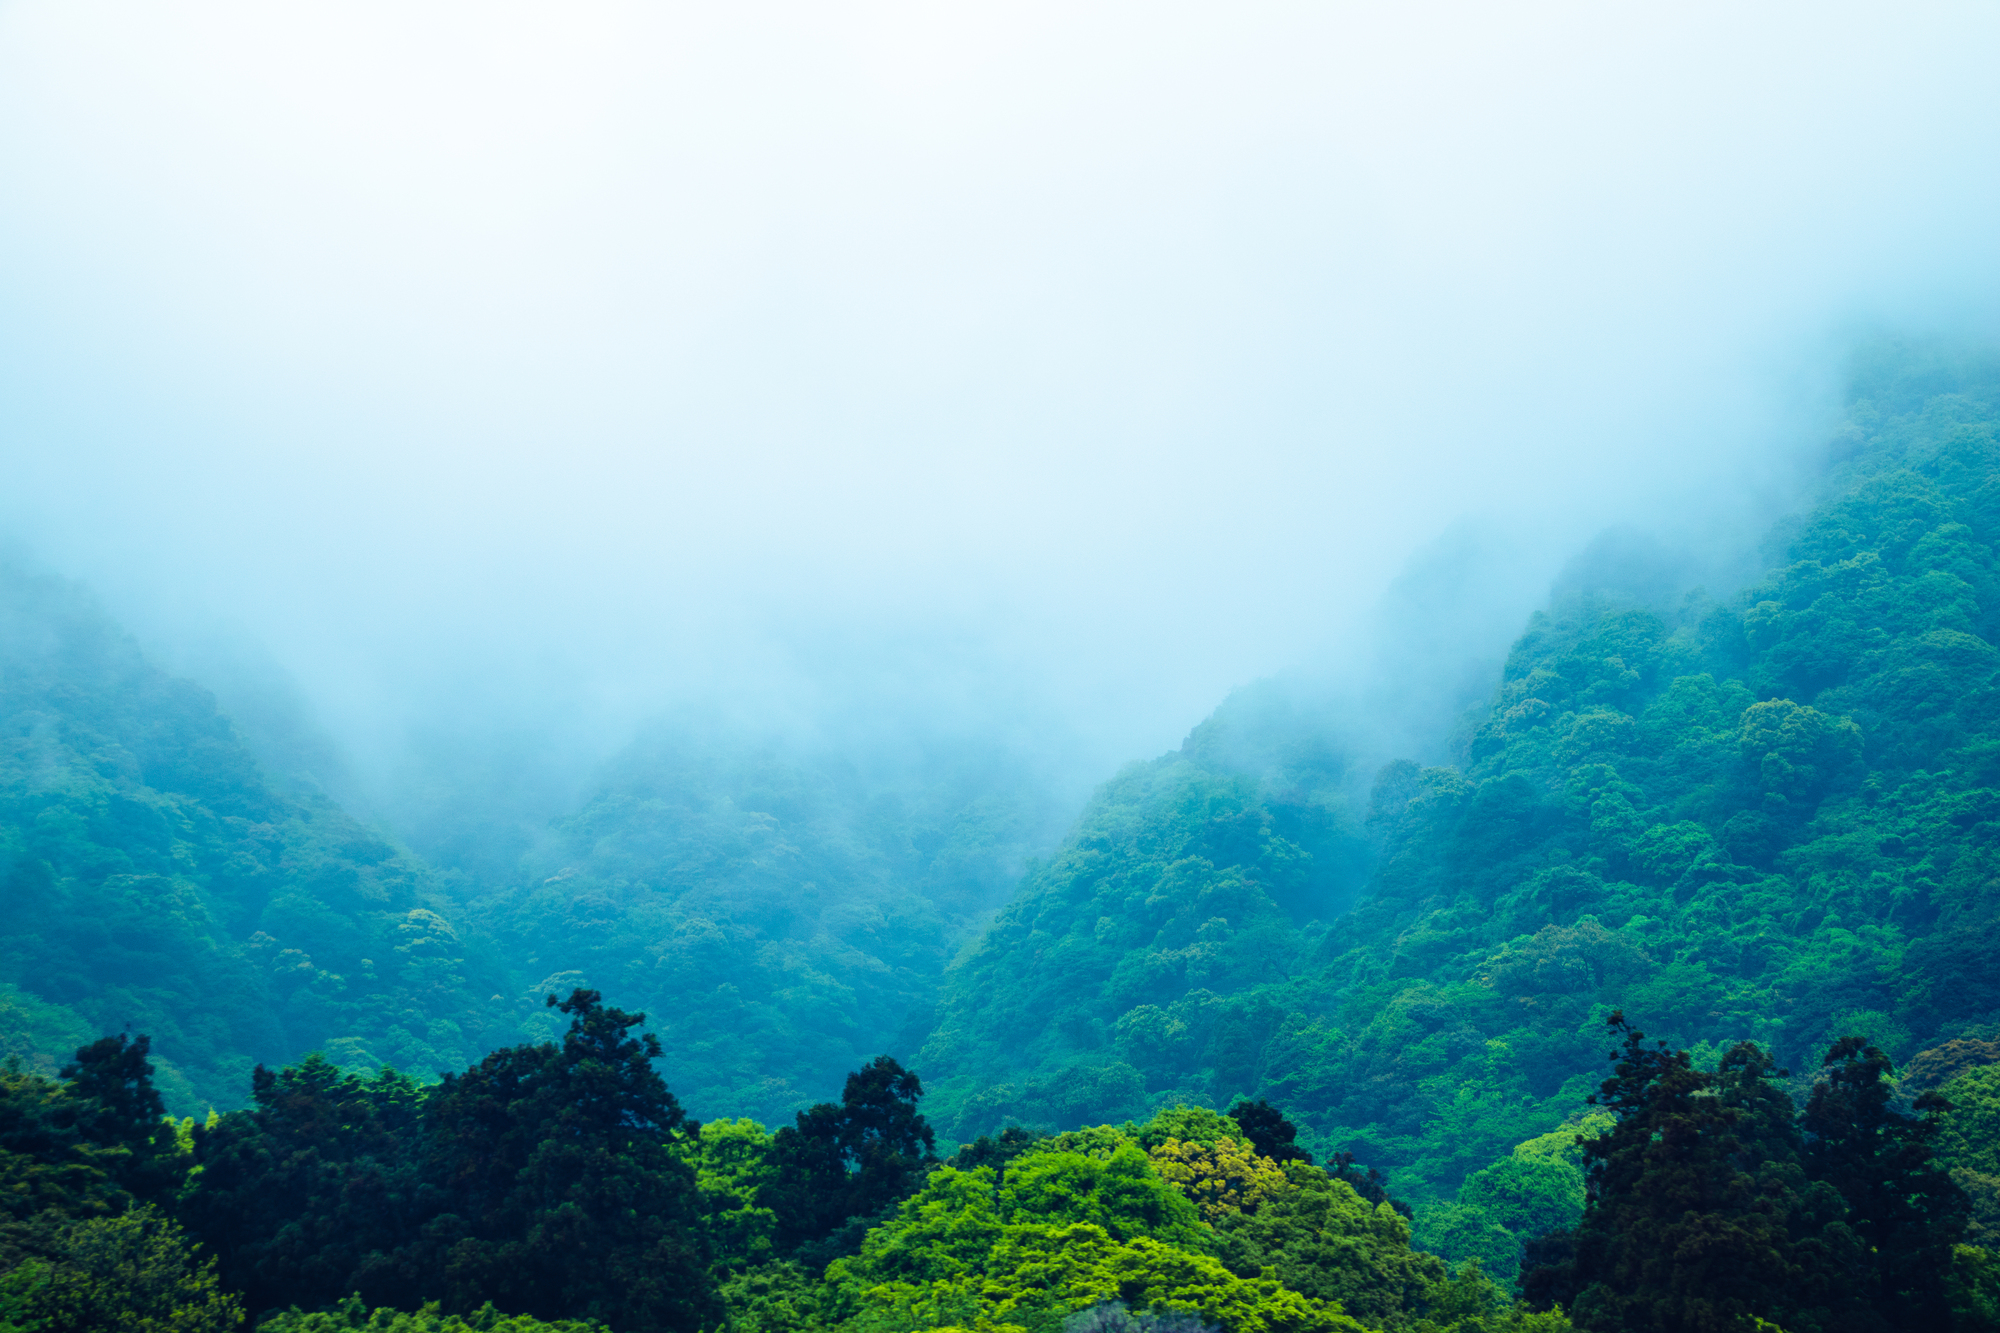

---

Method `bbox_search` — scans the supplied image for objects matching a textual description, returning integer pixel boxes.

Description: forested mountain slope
[0,559,1073,1126]
[0,565,504,1110]
[914,680,1378,1135]
[919,353,2000,1206]
[458,722,1068,1126]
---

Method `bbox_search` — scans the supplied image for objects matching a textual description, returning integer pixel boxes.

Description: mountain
[915,343,2000,1207]
[0,558,1074,1125]
[453,718,1071,1126]
[0,564,505,1110]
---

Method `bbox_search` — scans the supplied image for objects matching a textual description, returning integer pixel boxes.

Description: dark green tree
[0,1069,120,1239]
[414,988,714,1331]
[1531,1013,1802,1333]
[56,1035,177,1207]
[763,1055,936,1255]
[1802,1037,1968,1330]
[1228,1099,1313,1165]
[183,1054,425,1318]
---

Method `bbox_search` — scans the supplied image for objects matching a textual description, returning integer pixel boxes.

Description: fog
[3,0,1999,845]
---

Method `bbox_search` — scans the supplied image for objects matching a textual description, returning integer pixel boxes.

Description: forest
[7,344,2000,1331]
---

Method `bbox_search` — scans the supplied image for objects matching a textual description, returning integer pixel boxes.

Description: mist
[3,0,1999,845]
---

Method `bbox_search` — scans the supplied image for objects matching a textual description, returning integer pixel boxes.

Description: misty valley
[12,347,2000,1333]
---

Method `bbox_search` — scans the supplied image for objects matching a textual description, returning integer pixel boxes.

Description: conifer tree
[763,1055,936,1254]
[1802,1037,1967,1330]
[1535,1013,1799,1333]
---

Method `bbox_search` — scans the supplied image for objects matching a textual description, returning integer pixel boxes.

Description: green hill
[915,345,2000,1208]
[455,719,1069,1126]
[0,564,504,1110]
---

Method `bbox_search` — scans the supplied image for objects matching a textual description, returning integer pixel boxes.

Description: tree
[56,1036,178,1208]
[678,1117,780,1270]
[257,1291,601,1332]
[1801,1036,1967,1330]
[183,1054,425,1318]
[1457,1158,1583,1251]
[1528,1013,1801,1333]
[763,1055,937,1254]
[0,1068,123,1244]
[1226,1102,1313,1166]
[1147,1137,1288,1221]
[0,1205,242,1333]
[1935,1065,2000,1246]
[415,989,714,1332]
[2,1035,180,1269]
[1211,1162,1448,1332]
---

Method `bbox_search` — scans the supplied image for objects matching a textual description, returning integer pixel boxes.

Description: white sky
[2,0,1998,786]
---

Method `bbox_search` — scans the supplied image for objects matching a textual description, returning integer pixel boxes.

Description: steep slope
[916,680,1376,1134]
[0,565,501,1110]
[459,720,1071,1125]
[921,347,2000,1203]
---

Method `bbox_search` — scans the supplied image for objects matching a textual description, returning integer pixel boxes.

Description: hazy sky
[3,0,1999,794]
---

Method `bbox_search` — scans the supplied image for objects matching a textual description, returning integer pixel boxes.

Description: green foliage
[801,1118,1534,1333]
[915,367,2000,1212]
[1951,1245,2000,1333]
[177,1054,427,1316]
[458,720,1069,1129]
[0,989,94,1084]
[0,1204,242,1333]
[763,1056,940,1258]
[257,1291,600,1332]
[837,1222,1365,1333]
[1146,1137,1288,1222]
[1454,1159,1581,1256]
[918,728,1370,1141]
[814,1127,1352,1333]
[1938,1065,2000,1247]
[1210,1162,1446,1331]
[678,1117,781,1269]
[1522,1015,1966,1333]
[1136,1108,1245,1151]
[1409,1207,1521,1290]
[0,1031,190,1276]
[413,990,712,1329]
[1801,1035,1967,1327]
[182,990,716,1332]
[0,563,500,1112]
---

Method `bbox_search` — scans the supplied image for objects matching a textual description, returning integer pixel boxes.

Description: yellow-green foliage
[1147,1137,1289,1221]
[793,1121,1572,1333]
[0,1205,242,1333]
[1139,1107,1243,1147]
[1949,1244,2000,1332]
[1214,1162,1447,1331]
[1508,1113,1612,1169]
[679,1117,781,1266]
[850,1224,1366,1333]
[256,1292,602,1332]
[1937,1066,2000,1246]
[816,1132,1367,1333]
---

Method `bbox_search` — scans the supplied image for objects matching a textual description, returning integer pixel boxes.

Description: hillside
[0,565,505,1110]
[456,720,1069,1126]
[916,348,2000,1211]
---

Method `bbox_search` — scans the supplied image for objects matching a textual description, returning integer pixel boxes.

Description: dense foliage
[451,721,1070,1127]
[8,345,2000,1330]
[5,986,1992,1330]
[916,352,2000,1255]
[1522,1014,1968,1332]
[178,989,715,1330]
[0,565,504,1109]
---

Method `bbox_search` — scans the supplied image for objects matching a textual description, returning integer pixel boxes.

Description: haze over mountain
[8,6,2000,1332]
[7,1,1999,830]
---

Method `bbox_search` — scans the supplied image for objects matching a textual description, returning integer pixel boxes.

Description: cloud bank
[2,0,1997,806]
